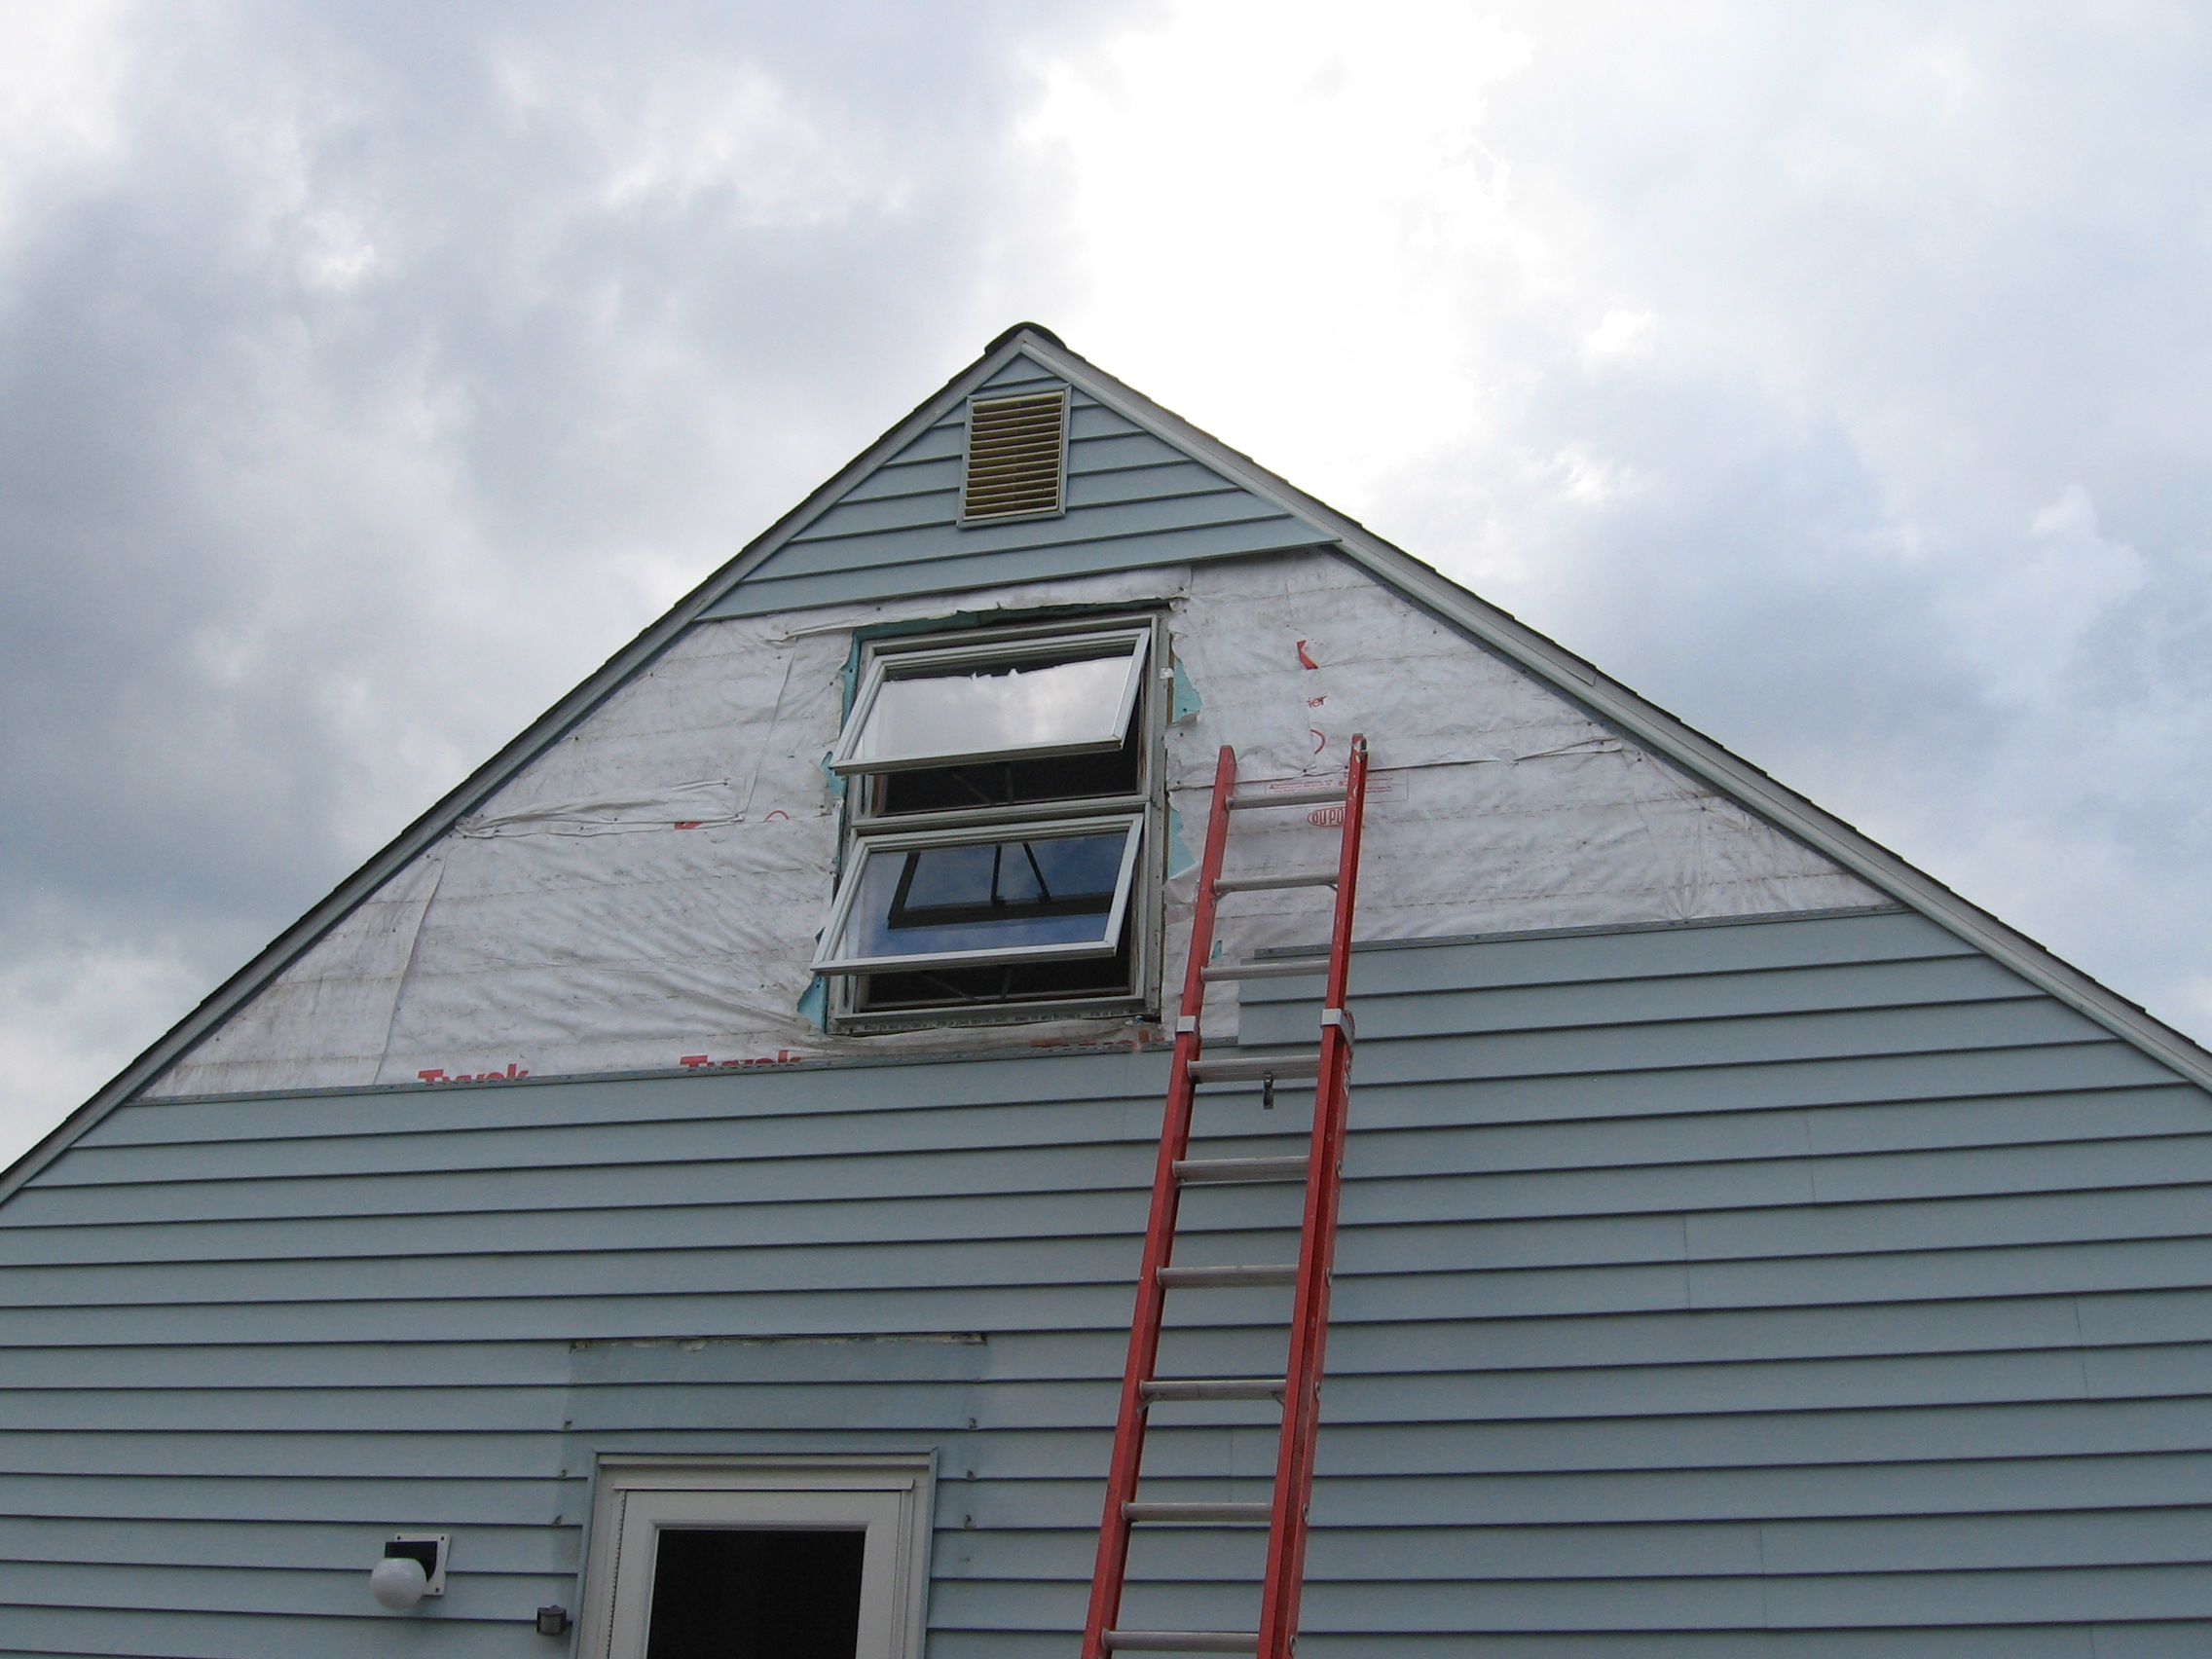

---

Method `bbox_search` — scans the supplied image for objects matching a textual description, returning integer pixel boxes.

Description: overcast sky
[5,0,2210,1161]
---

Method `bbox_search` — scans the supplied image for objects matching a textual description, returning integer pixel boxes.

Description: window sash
[828,628,1151,776]
[812,815,1144,975]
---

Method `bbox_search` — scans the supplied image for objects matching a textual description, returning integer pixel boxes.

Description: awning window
[830,629,1150,775]
[813,817,1142,974]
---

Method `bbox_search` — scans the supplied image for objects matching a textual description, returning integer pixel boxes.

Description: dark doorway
[645,1528,866,1659]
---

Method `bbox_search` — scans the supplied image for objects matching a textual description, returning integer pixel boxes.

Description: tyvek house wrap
[145,550,1881,1098]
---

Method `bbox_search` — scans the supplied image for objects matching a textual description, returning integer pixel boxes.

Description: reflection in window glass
[835,829,1132,964]
[851,648,1138,767]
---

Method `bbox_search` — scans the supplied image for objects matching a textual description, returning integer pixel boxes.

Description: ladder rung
[1213,872,1336,894]
[1199,957,1326,981]
[1227,788,1346,810]
[1188,1051,1320,1084]
[1102,1635,1258,1654]
[1173,1155,1309,1185]
[1156,1263,1299,1288]
[1140,1377,1286,1402]
[1122,1501,1272,1524]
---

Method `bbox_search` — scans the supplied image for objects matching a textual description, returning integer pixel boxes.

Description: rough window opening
[817,615,1161,1025]
[960,388,1067,522]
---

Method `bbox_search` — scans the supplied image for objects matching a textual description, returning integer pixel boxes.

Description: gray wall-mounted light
[370,1534,449,1609]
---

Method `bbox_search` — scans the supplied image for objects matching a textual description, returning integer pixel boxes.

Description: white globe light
[370,1553,428,1609]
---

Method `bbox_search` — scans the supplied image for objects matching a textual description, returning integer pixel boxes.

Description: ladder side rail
[1081,746,1242,1659]
[1255,734,1372,1659]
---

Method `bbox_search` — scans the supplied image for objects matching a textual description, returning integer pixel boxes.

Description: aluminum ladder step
[1123,1501,1272,1525]
[1139,1377,1287,1403]
[1187,1051,1320,1084]
[1227,788,1345,810]
[1102,1634,1258,1653]
[1213,871,1336,895]
[1156,1263,1298,1288]
[1172,1155,1309,1185]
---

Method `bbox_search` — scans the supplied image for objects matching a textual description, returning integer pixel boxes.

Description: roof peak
[981,320,1066,355]
[8,321,2209,1200]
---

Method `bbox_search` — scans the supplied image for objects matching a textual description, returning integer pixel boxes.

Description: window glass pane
[834,829,1132,964]
[850,645,1138,767]
[645,1528,865,1659]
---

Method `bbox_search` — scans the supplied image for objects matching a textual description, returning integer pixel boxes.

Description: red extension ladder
[1080,735,1373,1658]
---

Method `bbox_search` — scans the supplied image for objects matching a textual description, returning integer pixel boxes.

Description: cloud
[0,0,1129,1159]
[1023,0,1534,497]
[1027,0,2212,1048]
[7,0,2212,1161]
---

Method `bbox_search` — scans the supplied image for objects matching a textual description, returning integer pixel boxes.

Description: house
[8,323,2212,1657]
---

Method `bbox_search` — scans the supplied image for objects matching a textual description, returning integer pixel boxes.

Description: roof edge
[1006,331,2212,1096]
[0,324,1071,1204]
[983,320,1065,354]
[13,321,2206,1204]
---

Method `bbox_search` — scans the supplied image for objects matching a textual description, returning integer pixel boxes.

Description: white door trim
[574,1455,937,1659]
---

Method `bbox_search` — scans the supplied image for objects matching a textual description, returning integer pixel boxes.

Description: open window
[829,628,1149,776]
[814,817,1142,975]
[815,616,1162,1027]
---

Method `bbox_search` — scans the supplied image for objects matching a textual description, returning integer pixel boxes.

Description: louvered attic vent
[961,388,1068,522]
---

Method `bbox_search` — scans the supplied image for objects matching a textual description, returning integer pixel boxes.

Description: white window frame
[820,612,1168,1032]
[828,626,1151,776]
[812,813,1144,975]
[575,1456,935,1659]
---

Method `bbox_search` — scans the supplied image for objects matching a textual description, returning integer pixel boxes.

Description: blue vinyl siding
[9,908,2212,1654]
[700,360,1332,618]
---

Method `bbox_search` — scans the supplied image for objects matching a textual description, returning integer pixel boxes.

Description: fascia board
[1012,333,2212,1095]
[0,331,1059,1206]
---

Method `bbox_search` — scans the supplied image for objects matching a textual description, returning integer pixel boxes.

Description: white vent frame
[959,387,1069,524]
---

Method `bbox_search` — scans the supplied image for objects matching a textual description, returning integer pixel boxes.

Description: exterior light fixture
[370,1534,449,1609]
[536,1604,573,1636]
